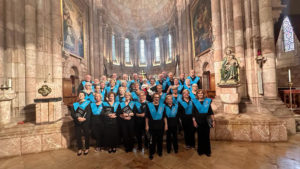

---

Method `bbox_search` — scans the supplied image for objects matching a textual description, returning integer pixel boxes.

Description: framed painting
[190,0,212,57]
[61,0,84,58]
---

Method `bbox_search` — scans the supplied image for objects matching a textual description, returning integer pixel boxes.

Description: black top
[192,101,214,125]
[116,103,137,121]
[178,100,194,120]
[164,104,179,128]
[145,104,166,130]
[71,102,92,125]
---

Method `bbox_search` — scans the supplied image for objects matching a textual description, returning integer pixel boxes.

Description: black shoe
[198,152,204,156]
[149,155,153,160]
[205,153,211,157]
[112,148,116,153]
[167,150,171,154]
[174,150,178,154]
[158,153,162,157]
[108,149,112,153]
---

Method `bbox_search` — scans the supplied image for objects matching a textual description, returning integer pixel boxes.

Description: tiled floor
[0,134,299,169]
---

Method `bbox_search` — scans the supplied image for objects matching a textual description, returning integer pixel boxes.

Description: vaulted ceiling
[102,0,176,31]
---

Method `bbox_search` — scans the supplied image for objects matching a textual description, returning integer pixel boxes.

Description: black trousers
[92,117,103,148]
[135,118,148,149]
[197,124,211,155]
[149,129,164,156]
[75,122,90,150]
[182,117,195,147]
[166,126,178,152]
[120,119,135,151]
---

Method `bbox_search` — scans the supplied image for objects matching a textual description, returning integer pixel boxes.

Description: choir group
[71,70,215,160]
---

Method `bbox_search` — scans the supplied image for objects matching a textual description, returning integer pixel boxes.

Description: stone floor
[0,134,299,169]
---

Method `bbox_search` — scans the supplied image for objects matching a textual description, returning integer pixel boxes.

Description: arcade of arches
[0,0,300,163]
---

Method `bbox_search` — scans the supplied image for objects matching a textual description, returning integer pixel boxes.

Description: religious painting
[62,0,84,58]
[190,0,212,57]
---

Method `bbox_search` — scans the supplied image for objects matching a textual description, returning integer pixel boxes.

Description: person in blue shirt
[145,93,168,160]
[71,92,92,156]
[83,82,95,103]
[164,95,179,154]
[178,89,195,149]
[106,79,119,95]
[192,89,215,157]
[187,70,202,89]
[90,93,104,152]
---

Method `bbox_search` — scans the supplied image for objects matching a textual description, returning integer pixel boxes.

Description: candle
[288,69,291,83]
[7,78,12,88]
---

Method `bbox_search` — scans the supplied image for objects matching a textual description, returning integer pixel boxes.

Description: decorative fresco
[190,0,212,57]
[62,0,84,58]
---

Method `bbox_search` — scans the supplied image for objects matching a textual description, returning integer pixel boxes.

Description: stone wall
[276,28,300,88]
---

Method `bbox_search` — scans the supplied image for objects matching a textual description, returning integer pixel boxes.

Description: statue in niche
[219,47,240,85]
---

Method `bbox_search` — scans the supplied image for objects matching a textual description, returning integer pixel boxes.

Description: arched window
[125,38,130,63]
[282,17,295,52]
[112,34,116,61]
[155,37,160,62]
[140,39,146,64]
[168,34,172,60]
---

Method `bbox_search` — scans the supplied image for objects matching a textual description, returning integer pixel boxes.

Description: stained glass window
[140,39,146,64]
[155,37,160,62]
[125,38,130,63]
[283,17,295,52]
[112,35,116,61]
[168,34,172,59]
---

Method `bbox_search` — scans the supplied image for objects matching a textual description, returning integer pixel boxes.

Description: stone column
[25,0,37,105]
[36,0,45,83]
[93,2,99,78]
[258,0,277,99]
[0,0,4,84]
[98,10,104,76]
[233,0,247,98]
[220,0,227,55]
[211,0,222,96]
[88,0,94,76]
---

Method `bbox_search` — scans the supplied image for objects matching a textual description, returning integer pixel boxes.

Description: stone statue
[219,47,239,85]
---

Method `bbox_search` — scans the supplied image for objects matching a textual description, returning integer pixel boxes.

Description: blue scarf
[172,94,182,104]
[73,101,90,111]
[179,80,185,86]
[120,101,135,110]
[165,104,178,118]
[187,76,200,85]
[135,101,147,113]
[100,89,106,101]
[189,92,196,100]
[102,102,119,112]
[159,93,167,104]
[147,102,165,120]
[192,98,212,114]
[116,96,125,102]
[178,99,193,115]
[106,85,119,94]
[84,92,95,103]
[131,92,140,102]
[90,103,103,115]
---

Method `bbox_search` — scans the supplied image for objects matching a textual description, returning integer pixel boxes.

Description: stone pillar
[98,10,104,76]
[233,0,247,98]
[0,0,4,84]
[93,2,99,78]
[220,86,241,114]
[220,0,227,54]
[225,0,234,48]
[88,0,94,76]
[36,0,45,83]
[211,0,222,96]
[25,0,37,105]
[258,0,277,99]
